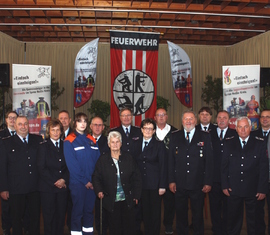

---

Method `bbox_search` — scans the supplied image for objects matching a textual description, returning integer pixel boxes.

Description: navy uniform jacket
[210,128,237,183]
[251,127,269,140]
[0,134,43,194]
[155,125,178,150]
[133,137,167,190]
[112,125,142,157]
[169,129,214,190]
[37,139,69,193]
[221,135,268,197]
[0,128,11,139]
[97,135,110,156]
[196,123,217,133]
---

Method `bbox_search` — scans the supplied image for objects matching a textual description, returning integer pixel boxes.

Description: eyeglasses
[120,114,132,118]
[92,124,103,127]
[261,116,270,119]
[8,116,17,120]
[142,127,154,131]
[155,113,167,117]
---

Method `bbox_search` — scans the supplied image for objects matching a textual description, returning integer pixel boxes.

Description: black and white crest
[113,69,154,116]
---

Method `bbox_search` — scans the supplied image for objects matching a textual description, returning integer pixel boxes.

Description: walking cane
[100,197,103,235]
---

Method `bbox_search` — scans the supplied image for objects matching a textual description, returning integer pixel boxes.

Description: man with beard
[169,110,213,235]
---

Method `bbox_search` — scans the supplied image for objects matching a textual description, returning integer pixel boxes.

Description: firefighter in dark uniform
[169,110,214,235]
[0,116,43,235]
[221,116,268,235]
[209,110,237,235]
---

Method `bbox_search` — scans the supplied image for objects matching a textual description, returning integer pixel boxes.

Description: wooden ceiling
[0,0,270,45]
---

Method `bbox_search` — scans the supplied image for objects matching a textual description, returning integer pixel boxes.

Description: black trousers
[107,200,135,235]
[9,191,40,235]
[162,189,175,229]
[255,197,266,235]
[227,195,257,235]
[1,198,12,232]
[141,189,162,235]
[265,183,270,235]
[209,182,228,235]
[175,188,205,235]
[40,191,68,235]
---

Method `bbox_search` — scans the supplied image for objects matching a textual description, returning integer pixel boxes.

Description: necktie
[204,126,207,131]
[11,131,15,136]
[143,141,148,151]
[264,131,268,137]
[242,140,246,149]
[186,132,190,144]
[55,142,59,148]
[23,138,27,145]
[125,127,129,138]
[220,130,224,141]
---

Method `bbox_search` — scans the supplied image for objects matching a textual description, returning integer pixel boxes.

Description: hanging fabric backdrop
[74,38,99,108]
[109,30,160,128]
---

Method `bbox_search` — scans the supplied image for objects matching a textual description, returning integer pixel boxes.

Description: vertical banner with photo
[74,38,99,108]
[110,30,160,128]
[223,65,260,130]
[167,41,192,108]
[12,64,51,136]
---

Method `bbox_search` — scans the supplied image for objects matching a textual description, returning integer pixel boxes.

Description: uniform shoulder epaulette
[39,140,47,145]
[65,133,76,143]
[225,136,235,140]
[172,129,180,134]
[2,135,11,140]
[255,136,264,141]
[86,134,96,144]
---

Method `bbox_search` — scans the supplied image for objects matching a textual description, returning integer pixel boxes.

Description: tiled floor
[0,194,250,234]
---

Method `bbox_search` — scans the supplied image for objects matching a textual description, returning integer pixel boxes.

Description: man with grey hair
[221,116,268,235]
[169,110,213,235]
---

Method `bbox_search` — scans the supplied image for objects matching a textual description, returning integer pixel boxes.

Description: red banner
[110,31,159,128]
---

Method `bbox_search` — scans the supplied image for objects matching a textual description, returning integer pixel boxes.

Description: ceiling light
[248,23,255,27]
[131,18,138,22]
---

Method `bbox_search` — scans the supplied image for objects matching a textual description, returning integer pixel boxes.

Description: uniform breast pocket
[8,149,23,163]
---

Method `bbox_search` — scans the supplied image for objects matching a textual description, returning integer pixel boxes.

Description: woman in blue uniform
[64,112,100,235]
[37,119,69,235]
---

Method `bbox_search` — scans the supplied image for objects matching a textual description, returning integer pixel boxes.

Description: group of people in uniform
[0,106,269,235]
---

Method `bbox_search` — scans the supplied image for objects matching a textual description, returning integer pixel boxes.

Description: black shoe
[165,226,173,234]
[3,229,11,235]
[136,231,143,235]
[24,231,30,235]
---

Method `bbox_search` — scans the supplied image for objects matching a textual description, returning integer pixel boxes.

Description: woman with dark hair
[37,119,69,235]
[64,112,100,235]
[93,131,142,235]
[133,118,167,235]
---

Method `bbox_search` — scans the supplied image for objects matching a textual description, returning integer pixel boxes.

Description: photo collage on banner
[74,38,99,108]
[222,65,260,130]
[110,30,160,128]
[12,64,52,136]
[167,41,192,108]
